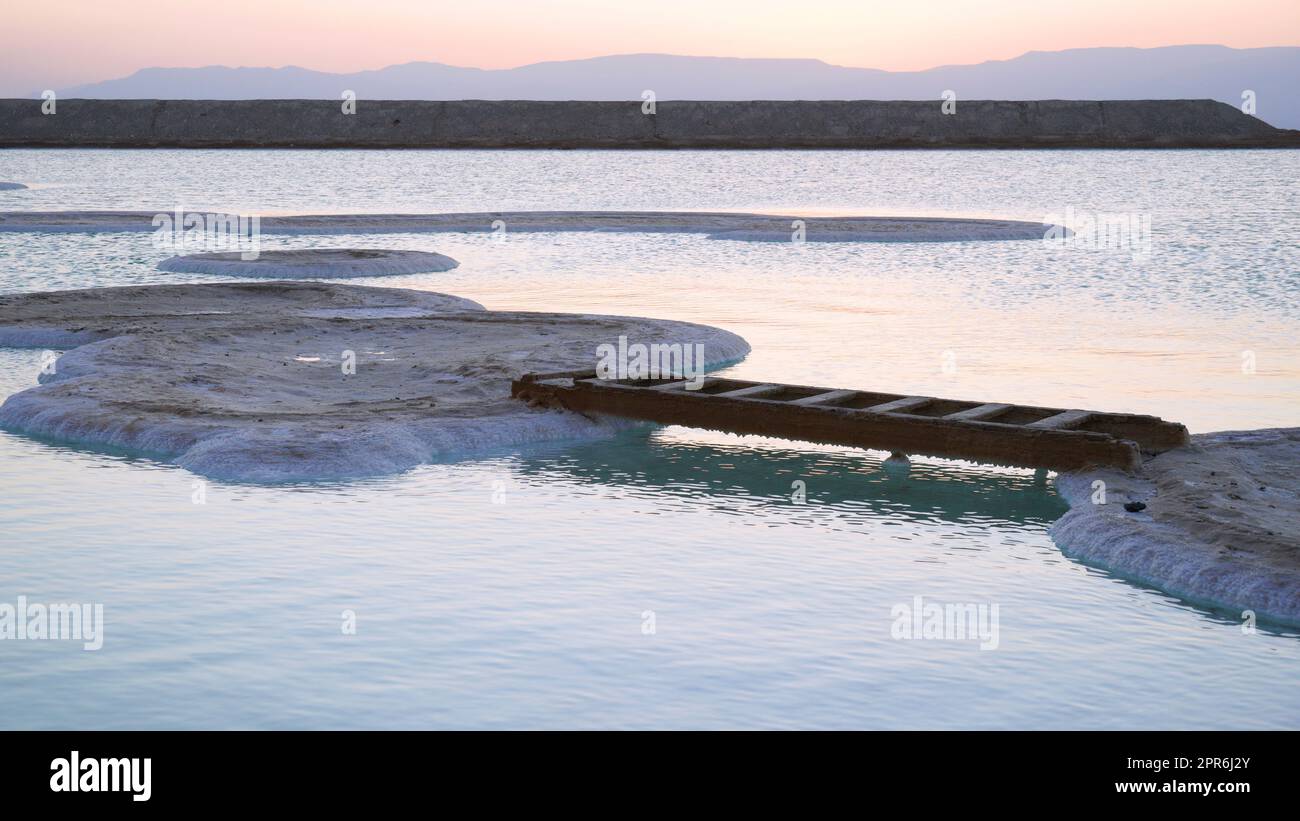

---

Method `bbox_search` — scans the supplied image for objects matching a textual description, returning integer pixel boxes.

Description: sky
[2,0,1297,95]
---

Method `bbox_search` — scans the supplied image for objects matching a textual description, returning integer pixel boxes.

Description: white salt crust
[0,282,749,482]
[1053,428,1300,626]
[158,248,459,278]
[0,210,1057,242]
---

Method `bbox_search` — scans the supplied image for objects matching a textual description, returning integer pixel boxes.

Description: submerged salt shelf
[0,282,748,481]
[1053,428,1300,625]
[158,248,460,278]
[0,210,1057,242]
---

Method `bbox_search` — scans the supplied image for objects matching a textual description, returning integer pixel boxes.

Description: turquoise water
[0,149,1296,728]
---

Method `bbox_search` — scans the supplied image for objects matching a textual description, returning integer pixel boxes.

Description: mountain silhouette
[49,46,1298,128]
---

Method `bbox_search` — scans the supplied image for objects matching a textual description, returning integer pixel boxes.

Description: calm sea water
[0,149,1296,728]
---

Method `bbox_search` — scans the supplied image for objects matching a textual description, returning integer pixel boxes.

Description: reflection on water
[512,427,1067,530]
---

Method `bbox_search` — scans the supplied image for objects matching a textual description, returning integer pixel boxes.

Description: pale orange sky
[2,0,1297,94]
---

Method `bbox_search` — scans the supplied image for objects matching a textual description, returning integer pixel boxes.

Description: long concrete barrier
[1,99,1296,149]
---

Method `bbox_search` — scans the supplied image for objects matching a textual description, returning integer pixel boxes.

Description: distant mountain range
[47,45,1300,129]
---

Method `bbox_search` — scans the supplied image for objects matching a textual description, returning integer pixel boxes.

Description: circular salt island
[157,248,459,278]
[0,282,750,483]
[0,182,28,191]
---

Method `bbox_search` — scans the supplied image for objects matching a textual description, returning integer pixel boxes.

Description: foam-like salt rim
[1052,460,1300,627]
[0,285,752,483]
[0,341,750,483]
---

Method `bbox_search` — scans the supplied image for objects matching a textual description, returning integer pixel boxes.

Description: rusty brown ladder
[511,370,1189,472]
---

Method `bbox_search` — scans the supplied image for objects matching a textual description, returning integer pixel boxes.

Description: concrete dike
[1,99,1296,149]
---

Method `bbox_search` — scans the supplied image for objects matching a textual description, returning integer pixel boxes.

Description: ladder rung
[648,379,695,391]
[715,384,783,399]
[945,402,1013,421]
[1029,410,1093,430]
[790,389,858,406]
[865,396,931,414]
